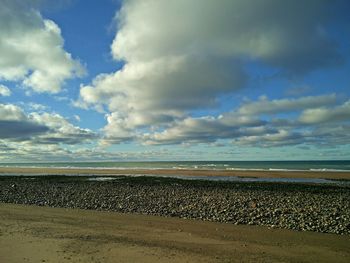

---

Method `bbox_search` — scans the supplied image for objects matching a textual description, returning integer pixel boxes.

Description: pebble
[0,176,349,235]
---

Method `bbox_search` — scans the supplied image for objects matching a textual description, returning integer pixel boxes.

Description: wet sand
[1,167,350,180]
[1,203,349,263]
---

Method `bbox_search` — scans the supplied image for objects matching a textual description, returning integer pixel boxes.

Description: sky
[0,0,350,162]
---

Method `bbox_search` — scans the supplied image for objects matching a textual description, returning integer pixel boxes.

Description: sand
[1,167,350,180]
[1,168,349,262]
[1,203,350,263]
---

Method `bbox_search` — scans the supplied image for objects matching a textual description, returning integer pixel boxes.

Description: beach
[1,166,350,179]
[1,203,350,263]
[1,169,350,262]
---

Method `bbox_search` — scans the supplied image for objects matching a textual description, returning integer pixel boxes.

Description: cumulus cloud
[232,97,350,148]
[0,0,84,93]
[0,104,26,121]
[238,94,337,115]
[0,104,49,139]
[77,0,344,143]
[111,0,341,71]
[101,112,136,144]
[0,103,97,144]
[310,125,350,146]
[142,94,350,147]
[0,84,11,96]
[29,112,98,145]
[143,115,267,145]
[0,120,49,139]
[234,130,305,148]
[299,99,350,124]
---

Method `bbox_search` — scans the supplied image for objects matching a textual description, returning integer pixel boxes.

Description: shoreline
[1,167,350,180]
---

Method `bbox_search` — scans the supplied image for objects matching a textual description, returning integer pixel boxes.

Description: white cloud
[0,103,97,144]
[142,114,267,145]
[30,112,97,144]
[140,94,349,146]
[78,0,342,143]
[310,125,350,146]
[0,104,26,121]
[112,0,340,72]
[73,115,81,122]
[0,103,49,138]
[0,140,178,162]
[238,94,337,115]
[0,84,11,96]
[234,130,304,148]
[27,103,48,111]
[299,99,350,124]
[100,112,136,144]
[0,0,84,93]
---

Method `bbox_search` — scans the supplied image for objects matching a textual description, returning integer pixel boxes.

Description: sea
[0,160,349,172]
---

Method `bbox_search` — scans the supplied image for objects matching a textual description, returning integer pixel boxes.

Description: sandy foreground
[1,167,350,179]
[0,203,349,263]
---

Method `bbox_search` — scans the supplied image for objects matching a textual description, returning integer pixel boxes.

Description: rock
[0,176,349,235]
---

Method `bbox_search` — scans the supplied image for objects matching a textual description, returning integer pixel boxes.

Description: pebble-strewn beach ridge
[1,175,349,235]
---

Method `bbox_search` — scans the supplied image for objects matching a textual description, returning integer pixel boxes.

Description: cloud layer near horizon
[142,95,350,146]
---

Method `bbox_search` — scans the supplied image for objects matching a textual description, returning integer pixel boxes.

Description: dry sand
[1,167,350,180]
[0,203,349,263]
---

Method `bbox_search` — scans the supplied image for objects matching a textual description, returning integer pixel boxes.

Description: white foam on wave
[87,177,119,181]
[1,163,350,173]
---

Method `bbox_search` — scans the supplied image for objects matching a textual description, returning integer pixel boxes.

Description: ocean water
[0,160,349,172]
[86,175,340,185]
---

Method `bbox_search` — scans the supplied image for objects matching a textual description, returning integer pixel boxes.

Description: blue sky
[0,0,350,162]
